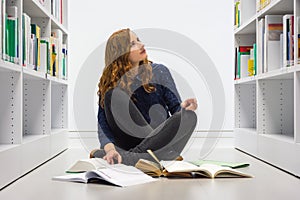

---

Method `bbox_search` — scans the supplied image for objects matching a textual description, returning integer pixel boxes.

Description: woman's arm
[157,64,198,112]
[98,104,122,164]
[97,104,115,148]
[157,64,182,114]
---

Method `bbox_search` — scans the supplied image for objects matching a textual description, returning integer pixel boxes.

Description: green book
[189,160,250,169]
[253,43,257,75]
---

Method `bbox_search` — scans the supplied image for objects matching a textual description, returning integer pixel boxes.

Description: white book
[51,29,63,78]
[40,37,49,73]
[267,40,280,71]
[53,162,156,187]
[240,54,250,78]
[264,15,283,73]
[257,18,265,74]
[282,14,293,68]
[280,33,283,69]
[22,13,31,67]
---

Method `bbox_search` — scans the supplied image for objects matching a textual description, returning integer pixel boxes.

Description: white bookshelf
[234,0,300,177]
[0,0,68,189]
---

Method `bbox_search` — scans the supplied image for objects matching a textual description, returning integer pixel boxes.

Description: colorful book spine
[31,24,41,70]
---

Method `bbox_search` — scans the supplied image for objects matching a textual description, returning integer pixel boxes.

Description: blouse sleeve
[97,104,115,148]
[156,64,182,115]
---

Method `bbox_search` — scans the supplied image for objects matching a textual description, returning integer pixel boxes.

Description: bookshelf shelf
[260,133,294,143]
[234,76,256,84]
[0,61,22,72]
[23,0,50,18]
[256,69,294,80]
[234,0,300,177]
[295,65,300,72]
[0,144,20,153]
[0,0,68,189]
[234,16,256,35]
[257,0,294,18]
[22,134,48,144]
[23,68,47,80]
[47,73,68,85]
[51,128,68,135]
[51,16,68,34]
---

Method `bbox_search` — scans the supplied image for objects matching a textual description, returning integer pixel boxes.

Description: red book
[239,46,252,52]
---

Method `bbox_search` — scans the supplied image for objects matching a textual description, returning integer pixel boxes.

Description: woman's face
[128,31,147,66]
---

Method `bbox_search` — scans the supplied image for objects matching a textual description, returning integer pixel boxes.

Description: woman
[92,28,198,166]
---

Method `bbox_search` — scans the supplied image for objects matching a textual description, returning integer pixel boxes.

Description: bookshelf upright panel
[0,70,22,146]
[296,71,300,143]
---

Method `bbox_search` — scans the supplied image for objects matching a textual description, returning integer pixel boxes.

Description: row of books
[0,2,67,79]
[235,14,300,79]
[235,45,257,80]
[258,14,298,73]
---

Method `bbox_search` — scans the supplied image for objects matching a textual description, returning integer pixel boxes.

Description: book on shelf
[234,0,240,28]
[62,43,67,79]
[31,24,41,70]
[22,13,31,67]
[51,29,63,78]
[283,14,294,67]
[298,17,300,64]
[256,0,271,12]
[264,15,283,72]
[135,150,252,178]
[257,18,265,74]
[53,158,156,187]
[6,6,19,64]
[40,37,50,73]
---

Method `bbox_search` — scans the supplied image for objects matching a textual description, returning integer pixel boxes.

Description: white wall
[68,0,234,132]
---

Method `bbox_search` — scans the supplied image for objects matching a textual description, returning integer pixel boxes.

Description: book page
[91,164,157,187]
[66,158,107,173]
[52,173,88,183]
[160,160,200,173]
[199,164,252,178]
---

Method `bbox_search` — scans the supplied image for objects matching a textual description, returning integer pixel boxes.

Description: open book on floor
[65,158,109,173]
[53,159,156,187]
[135,150,253,178]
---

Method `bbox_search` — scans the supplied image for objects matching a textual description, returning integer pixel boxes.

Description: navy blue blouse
[97,63,182,148]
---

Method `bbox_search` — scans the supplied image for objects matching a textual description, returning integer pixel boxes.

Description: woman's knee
[182,109,197,127]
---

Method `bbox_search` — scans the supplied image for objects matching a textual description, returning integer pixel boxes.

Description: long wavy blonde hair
[98,28,155,108]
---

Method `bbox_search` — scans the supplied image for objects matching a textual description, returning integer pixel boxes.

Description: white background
[68,0,234,131]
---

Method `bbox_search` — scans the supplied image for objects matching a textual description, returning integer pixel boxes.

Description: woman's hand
[103,149,122,164]
[103,143,122,164]
[181,98,198,111]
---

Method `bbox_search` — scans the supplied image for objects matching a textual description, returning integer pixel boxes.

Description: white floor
[0,140,300,200]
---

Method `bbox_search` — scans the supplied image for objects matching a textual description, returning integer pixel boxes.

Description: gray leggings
[102,87,197,165]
